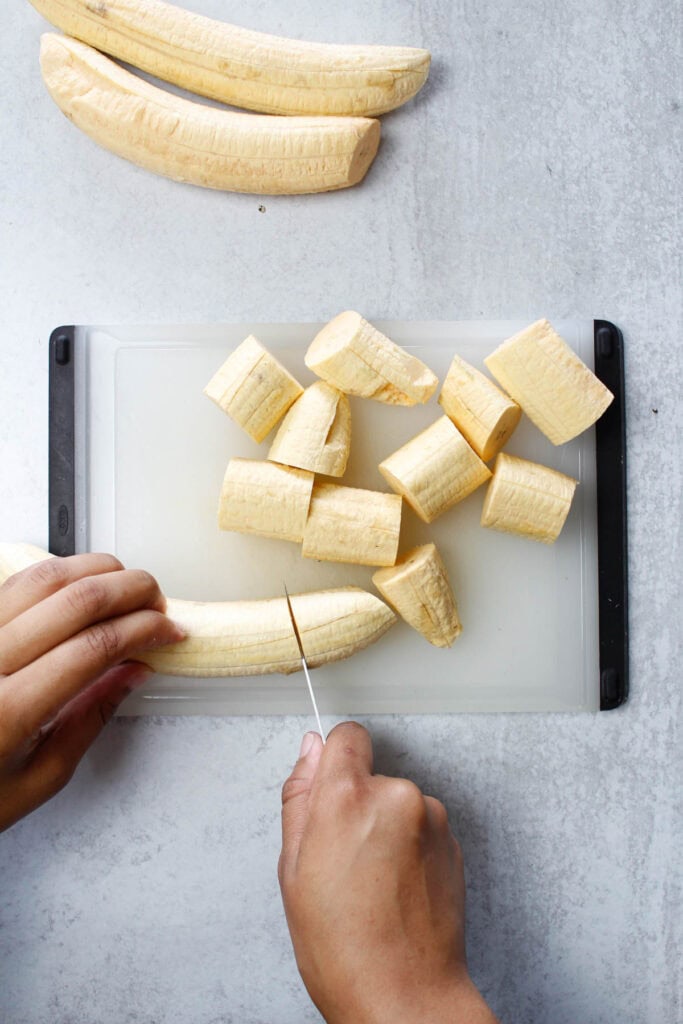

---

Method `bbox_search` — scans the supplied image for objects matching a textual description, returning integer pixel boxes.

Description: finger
[424,795,451,833]
[0,569,166,675]
[0,553,125,628]
[313,721,374,784]
[2,664,151,834]
[34,662,151,773]
[280,731,324,872]
[5,610,184,736]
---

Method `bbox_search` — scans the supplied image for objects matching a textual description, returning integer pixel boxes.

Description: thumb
[35,662,151,764]
[18,663,152,817]
[280,731,324,877]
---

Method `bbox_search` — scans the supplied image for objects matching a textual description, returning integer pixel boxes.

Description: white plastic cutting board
[71,321,600,714]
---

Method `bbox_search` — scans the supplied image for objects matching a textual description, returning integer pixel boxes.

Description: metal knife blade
[284,585,326,743]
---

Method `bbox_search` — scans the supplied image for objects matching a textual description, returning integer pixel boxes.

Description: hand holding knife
[284,585,326,743]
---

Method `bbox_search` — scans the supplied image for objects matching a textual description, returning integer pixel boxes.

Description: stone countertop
[0,2,680,1022]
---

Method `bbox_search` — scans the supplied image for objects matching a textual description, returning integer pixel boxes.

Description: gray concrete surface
[0,1,681,1022]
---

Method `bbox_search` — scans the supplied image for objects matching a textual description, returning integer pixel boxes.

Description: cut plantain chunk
[480,453,578,544]
[305,312,438,406]
[204,335,303,443]
[302,482,402,567]
[218,458,314,543]
[268,382,351,477]
[439,354,521,461]
[484,319,613,445]
[373,543,462,647]
[379,416,491,523]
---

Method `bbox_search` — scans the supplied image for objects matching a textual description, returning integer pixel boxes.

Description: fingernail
[299,732,316,758]
[148,622,185,647]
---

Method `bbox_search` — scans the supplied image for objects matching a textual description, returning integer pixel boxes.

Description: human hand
[0,553,183,832]
[279,723,498,1024]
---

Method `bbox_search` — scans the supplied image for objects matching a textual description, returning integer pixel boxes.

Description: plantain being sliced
[0,544,396,677]
[143,589,396,677]
[39,34,381,195]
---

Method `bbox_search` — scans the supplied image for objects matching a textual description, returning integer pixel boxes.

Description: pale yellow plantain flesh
[29,0,430,117]
[0,544,55,580]
[302,482,402,567]
[305,312,438,406]
[217,458,314,543]
[484,320,613,445]
[373,543,462,648]
[268,382,351,477]
[145,590,396,676]
[204,336,303,442]
[0,544,396,677]
[39,34,381,195]
[439,354,521,462]
[480,453,578,544]
[379,416,492,523]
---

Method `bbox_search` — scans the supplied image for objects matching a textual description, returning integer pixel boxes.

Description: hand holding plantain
[0,552,183,832]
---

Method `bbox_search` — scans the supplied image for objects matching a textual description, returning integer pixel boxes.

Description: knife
[284,585,326,743]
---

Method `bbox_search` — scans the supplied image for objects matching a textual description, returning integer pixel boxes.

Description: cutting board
[47,320,627,715]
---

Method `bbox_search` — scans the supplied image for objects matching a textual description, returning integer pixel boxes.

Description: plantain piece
[29,0,430,117]
[0,543,57,581]
[305,312,438,406]
[372,543,461,648]
[379,416,491,523]
[302,482,402,567]
[40,35,381,196]
[439,354,521,461]
[218,458,314,543]
[268,382,351,478]
[484,319,614,445]
[145,589,396,676]
[0,544,396,677]
[480,453,578,544]
[204,336,303,443]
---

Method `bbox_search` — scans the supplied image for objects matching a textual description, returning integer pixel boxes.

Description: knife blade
[284,585,326,743]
